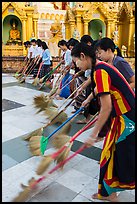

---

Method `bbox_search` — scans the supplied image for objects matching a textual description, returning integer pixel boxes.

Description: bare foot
[95,137,104,142]
[92,192,119,202]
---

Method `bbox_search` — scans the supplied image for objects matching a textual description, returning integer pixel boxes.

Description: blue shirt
[42,49,51,65]
[113,56,134,83]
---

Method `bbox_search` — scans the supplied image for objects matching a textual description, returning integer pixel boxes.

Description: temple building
[2,2,135,71]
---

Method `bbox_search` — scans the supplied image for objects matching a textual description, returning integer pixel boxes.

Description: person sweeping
[71,42,135,202]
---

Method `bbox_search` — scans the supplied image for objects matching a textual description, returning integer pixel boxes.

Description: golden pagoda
[2,2,135,71]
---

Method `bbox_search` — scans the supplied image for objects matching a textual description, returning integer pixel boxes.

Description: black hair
[36,39,42,47]
[41,41,48,50]
[95,37,123,57]
[80,35,94,45]
[71,42,96,97]
[58,39,68,47]
[24,41,30,46]
[67,38,79,48]
[31,39,36,43]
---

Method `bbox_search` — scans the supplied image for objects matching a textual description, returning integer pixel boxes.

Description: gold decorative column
[25,7,34,40]
[106,19,113,38]
[22,17,27,56]
[128,17,135,57]
[33,13,39,39]
[83,19,90,35]
[76,14,82,36]
[69,20,75,37]
[64,22,70,40]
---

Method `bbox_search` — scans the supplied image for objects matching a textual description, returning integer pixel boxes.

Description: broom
[32,61,43,86]
[52,112,98,167]
[29,107,84,156]
[12,143,87,202]
[13,59,31,78]
[33,93,58,114]
[36,113,98,174]
[38,62,62,90]
[18,59,37,83]
[29,97,75,144]
[17,59,35,80]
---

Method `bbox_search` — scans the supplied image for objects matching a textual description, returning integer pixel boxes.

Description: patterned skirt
[98,110,135,197]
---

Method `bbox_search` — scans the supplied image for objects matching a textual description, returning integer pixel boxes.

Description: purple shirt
[113,56,134,83]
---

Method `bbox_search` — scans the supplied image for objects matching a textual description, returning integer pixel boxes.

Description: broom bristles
[29,136,41,156]
[52,134,70,149]
[32,78,39,86]
[19,78,25,83]
[36,155,54,175]
[22,128,42,141]
[55,143,73,169]
[12,177,36,202]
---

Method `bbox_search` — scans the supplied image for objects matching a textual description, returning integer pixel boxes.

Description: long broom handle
[29,114,98,189]
[41,62,62,82]
[43,96,77,130]
[58,80,86,110]
[51,113,98,159]
[23,59,35,74]
[36,62,44,78]
[42,107,84,141]
[30,144,87,188]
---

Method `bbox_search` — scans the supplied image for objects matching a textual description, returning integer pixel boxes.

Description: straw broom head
[33,94,50,113]
[47,99,58,108]
[52,134,70,149]
[22,128,42,141]
[57,122,71,135]
[55,142,73,169]
[29,136,42,156]
[32,77,39,86]
[19,77,25,83]
[15,73,22,79]
[12,177,36,202]
[33,94,58,113]
[39,76,45,83]
[44,107,68,124]
[36,154,54,175]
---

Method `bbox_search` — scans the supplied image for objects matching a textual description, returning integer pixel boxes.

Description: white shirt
[64,49,72,67]
[35,46,43,58]
[29,45,38,58]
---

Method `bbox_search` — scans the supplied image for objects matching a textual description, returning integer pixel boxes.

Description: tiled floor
[2,73,135,202]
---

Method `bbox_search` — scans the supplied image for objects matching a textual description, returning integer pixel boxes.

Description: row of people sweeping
[51,36,135,202]
[23,39,51,80]
[29,36,135,202]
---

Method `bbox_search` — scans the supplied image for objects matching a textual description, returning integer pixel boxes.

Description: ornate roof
[2,2,26,16]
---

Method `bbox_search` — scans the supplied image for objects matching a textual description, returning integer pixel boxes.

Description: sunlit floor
[2,73,135,202]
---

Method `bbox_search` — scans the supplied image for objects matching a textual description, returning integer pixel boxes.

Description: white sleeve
[65,50,72,67]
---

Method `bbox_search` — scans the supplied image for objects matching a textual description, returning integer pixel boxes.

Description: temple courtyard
[2,73,135,202]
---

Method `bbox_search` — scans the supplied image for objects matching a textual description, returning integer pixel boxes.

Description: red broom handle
[30,144,87,188]
[30,113,98,189]
[49,144,87,174]
[50,114,98,160]
[36,62,43,78]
